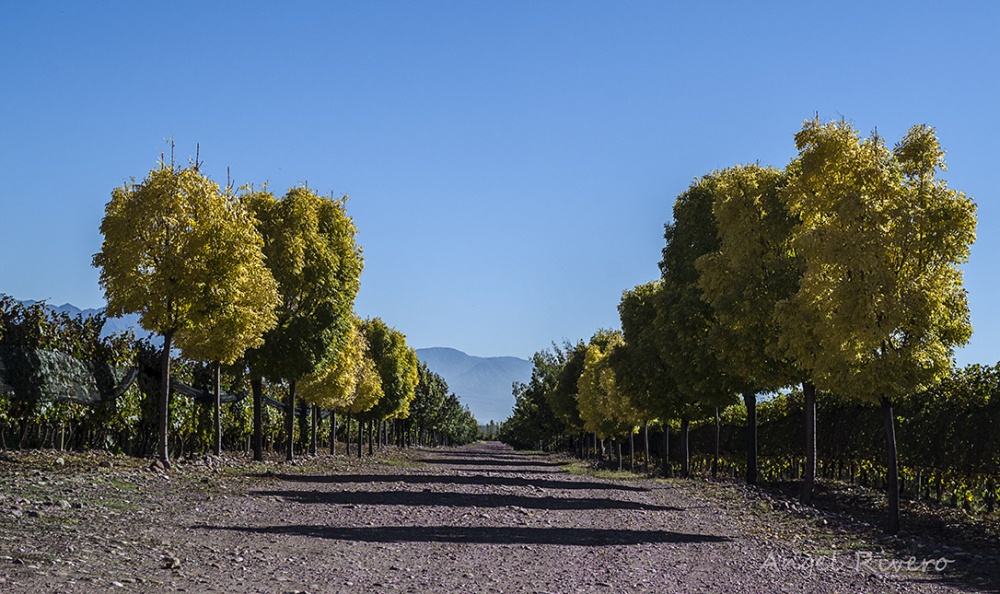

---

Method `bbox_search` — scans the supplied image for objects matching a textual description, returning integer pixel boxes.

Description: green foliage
[0,297,141,438]
[546,340,587,432]
[615,281,674,421]
[408,362,450,434]
[434,393,480,445]
[656,176,739,417]
[901,364,1000,475]
[501,347,567,450]
[684,363,1000,512]
[243,187,364,384]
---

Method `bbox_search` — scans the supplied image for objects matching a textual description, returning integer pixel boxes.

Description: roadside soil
[0,442,996,593]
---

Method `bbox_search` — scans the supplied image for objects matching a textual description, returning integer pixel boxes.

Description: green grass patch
[381,458,424,468]
[562,461,643,482]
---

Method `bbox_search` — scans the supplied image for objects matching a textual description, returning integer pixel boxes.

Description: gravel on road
[0,443,989,593]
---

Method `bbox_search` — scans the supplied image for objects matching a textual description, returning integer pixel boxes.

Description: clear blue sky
[2,2,998,364]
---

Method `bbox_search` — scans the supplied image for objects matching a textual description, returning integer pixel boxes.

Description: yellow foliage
[299,318,382,413]
[778,118,976,402]
[576,330,641,438]
[94,161,279,365]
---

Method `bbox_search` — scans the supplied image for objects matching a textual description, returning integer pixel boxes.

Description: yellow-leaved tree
[695,165,803,488]
[172,184,279,455]
[343,341,384,457]
[94,157,275,464]
[778,118,976,533]
[576,329,642,467]
[299,318,367,411]
[298,316,382,453]
[242,187,363,462]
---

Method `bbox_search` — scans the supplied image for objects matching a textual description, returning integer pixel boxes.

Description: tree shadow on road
[420,457,566,469]
[271,472,650,493]
[251,488,681,512]
[427,450,554,461]
[196,524,729,546]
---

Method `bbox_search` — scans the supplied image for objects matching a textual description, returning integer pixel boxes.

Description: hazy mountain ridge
[416,347,531,424]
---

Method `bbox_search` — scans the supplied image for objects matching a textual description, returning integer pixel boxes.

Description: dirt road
[0,443,986,593]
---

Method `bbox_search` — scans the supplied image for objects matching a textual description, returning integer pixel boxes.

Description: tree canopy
[614,281,675,422]
[94,162,227,339]
[577,329,640,439]
[780,119,976,403]
[695,164,800,394]
[243,187,363,384]
[655,176,739,417]
[299,317,378,413]
[359,318,419,422]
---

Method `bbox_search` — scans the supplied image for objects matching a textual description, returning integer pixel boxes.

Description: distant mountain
[416,347,532,424]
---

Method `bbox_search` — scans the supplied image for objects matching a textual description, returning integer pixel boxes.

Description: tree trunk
[713,406,720,479]
[629,431,635,473]
[357,416,363,459]
[252,377,264,461]
[643,421,650,475]
[310,405,318,456]
[348,413,354,456]
[744,391,758,485]
[158,330,175,466]
[297,399,309,456]
[882,396,901,534]
[662,423,671,477]
[680,418,690,478]
[368,419,374,456]
[330,411,337,456]
[801,381,817,504]
[212,361,222,457]
[284,380,296,462]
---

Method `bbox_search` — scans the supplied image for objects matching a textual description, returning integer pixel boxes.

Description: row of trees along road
[84,152,476,465]
[501,117,977,534]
